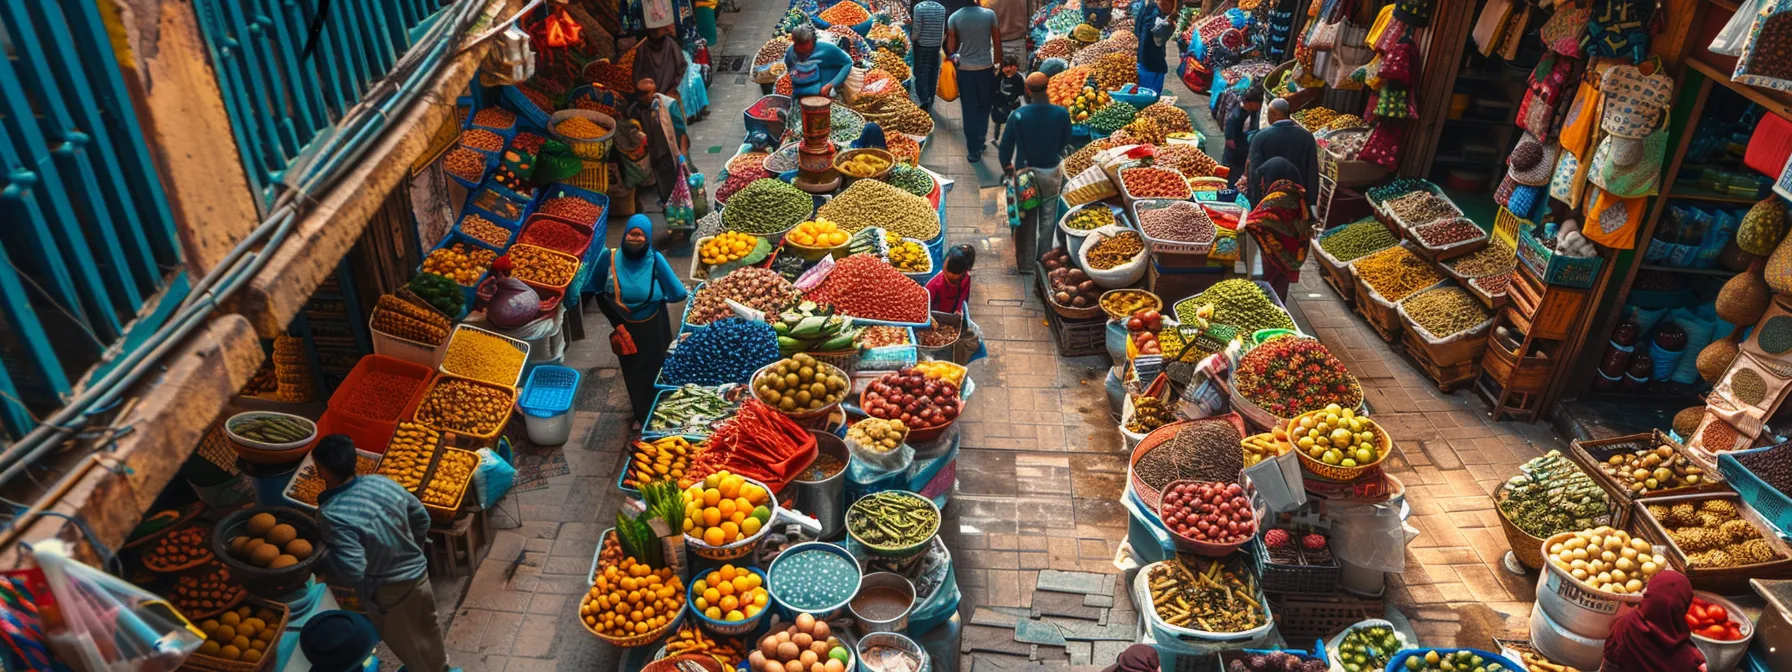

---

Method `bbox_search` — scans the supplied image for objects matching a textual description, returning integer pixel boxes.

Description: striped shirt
[318,475,431,594]
[912,1,947,47]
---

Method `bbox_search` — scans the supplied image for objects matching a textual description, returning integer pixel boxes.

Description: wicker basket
[1127,416,1250,510]
[1494,492,1549,570]
[1038,265,1106,319]
[580,599,685,647]
[549,110,616,160]
[684,476,780,560]
[1286,409,1394,483]
[177,597,291,672]
[1630,491,1792,595]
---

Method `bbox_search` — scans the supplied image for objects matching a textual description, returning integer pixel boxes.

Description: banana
[815,333,858,351]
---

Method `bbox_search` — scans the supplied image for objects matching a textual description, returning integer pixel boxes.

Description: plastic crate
[439,324,531,388]
[516,213,596,258]
[413,375,518,441]
[520,365,581,417]
[327,355,434,423]
[500,84,554,129]
[1718,447,1792,536]
[1516,223,1603,289]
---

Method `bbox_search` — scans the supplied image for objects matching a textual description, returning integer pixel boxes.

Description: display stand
[1476,263,1591,421]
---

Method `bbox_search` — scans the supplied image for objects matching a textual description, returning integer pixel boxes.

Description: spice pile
[816,179,940,240]
[1734,442,1792,497]
[540,197,605,224]
[1146,558,1265,633]
[441,329,525,385]
[458,215,511,248]
[1414,218,1485,248]
[1385,191,1461,228]
[1354,246,1444,302]
[1133,419,1244,490]
[803,254,931,323]
[1446,239,1516,278]
[724,179,815,235]
[1086,231,1144,270]
[1402,286,1491,338]
[1179,279,1295,336]
[1646,498,1783,568]
[518,219,587,254]
[1233,338,1361,418]
[1137,201,1214,243]
[1498,451,1612,538]
[1318,218,1398,262]
[663,319,782,386]
[1119,167,1190,199]
[687,267,800,325]
[442,148,487,181]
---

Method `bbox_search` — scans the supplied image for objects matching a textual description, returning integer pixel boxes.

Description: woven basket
[177,597,291,672]
[1037,264,1104,319]
[549,110,616,160]
[1286,409,1394,482]
[1495,493,1548,570]
[1127,415,1250,510]
[580,601,685,647]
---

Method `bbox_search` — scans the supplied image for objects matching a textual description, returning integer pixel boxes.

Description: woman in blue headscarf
[852,122,888,150]
[590,215,690,425]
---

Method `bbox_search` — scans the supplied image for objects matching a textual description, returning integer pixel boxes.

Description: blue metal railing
[0,0,187,440]
[192,0,452,205]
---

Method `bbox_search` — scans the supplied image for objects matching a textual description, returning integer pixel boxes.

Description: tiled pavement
[426,8,1578,671]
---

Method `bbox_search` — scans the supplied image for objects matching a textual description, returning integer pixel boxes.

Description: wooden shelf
[1688,56,1792,121]
[1638,264,1739,278]
[1666,186,1766,204]
[1709,0,1740,10]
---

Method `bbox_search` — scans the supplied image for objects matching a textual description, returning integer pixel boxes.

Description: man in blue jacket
[1000,73,1074,269]
[784,26,853,97]
[1134,0,1177,93]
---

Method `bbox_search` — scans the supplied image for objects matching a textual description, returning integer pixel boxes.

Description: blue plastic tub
[1384,649,1520,672]
[537,182,611,227]
[1718,447,1792,535]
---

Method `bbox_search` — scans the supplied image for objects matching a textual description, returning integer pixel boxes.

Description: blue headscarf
[593,215,689,321]
[853,122,887,150]
[1039,58,1069,78]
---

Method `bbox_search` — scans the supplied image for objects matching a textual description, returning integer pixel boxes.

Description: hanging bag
[937,58,960,102]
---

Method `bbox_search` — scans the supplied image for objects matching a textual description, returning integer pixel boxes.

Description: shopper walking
[987,0,1029,67]
[624,78,692,208]
[1245,98,1319,202]
[946,0,1003,162]
[590,215,690,425]
[1600,570,1707,672]
[633,25,688,105]
[313,435,452,672]
[1242,157,1313,300]
[1134,0,1177,93]
[999,72,1074,265]
[1223,86,1262,180]
[911,0,947,111]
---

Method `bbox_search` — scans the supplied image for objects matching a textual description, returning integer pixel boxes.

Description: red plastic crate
[516,213,595,258]
[326,355,434,423]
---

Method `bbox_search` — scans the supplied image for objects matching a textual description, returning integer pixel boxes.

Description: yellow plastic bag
[937,58,959,102]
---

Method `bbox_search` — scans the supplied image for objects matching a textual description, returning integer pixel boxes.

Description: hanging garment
[1582,184,1646,249]
[1541,1,1591,56]
[1583,0,1654,62]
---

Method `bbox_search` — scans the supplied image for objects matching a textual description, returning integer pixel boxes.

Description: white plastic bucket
[523,412,572,446]
[1528,602,1606,671]
[1533,544,1643,640]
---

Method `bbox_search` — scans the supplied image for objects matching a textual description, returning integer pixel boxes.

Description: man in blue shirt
[999,73,1074,268]
[783,27,853,97]
[911,0,948,111]
[1133,0,1176,93]
[947,2,1004,161]
[315,435,453,672]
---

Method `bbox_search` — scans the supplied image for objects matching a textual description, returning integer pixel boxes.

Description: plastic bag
[846,438,914,476]
[1713,0,1769,55]
[472,448,516,509]
[1327,498,1416,573]
[936,59,959,102]
[1176,353,1232,420]
[31,540,204,671]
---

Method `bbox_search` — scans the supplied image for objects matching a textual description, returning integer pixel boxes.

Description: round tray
[1285,409,1395,482]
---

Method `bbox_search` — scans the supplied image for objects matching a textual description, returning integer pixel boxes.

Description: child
[992,56,1026,145]
[927,244,977,314]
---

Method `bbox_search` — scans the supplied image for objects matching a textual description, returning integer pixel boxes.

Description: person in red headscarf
[1101,645,1158,672]
[1600,569,1707,672]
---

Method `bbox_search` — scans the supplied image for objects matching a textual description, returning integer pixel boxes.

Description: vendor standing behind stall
[591,215,690,426]
[784,26,853,98]
[634,25,688,105]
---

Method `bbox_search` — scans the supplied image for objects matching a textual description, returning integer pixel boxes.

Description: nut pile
[415,378,513,436]
[817,179,940,240]
[423,243,496,286]
[688,267,801,325]
[1092,52,1137,90]
[458,128,504,152]
[472,107,515,129]
[1647,498,1783,568]
[289,453,376,506]
[1403,286,1491,338]
[871,49,909,81]
[1318,218,1398,262]
[1446,239,1516,278]
[847,417,908,453]
[1086,231,1144,270]
[379,422,440,492]
[1595,440,1708,496]
[1414,218,1485,248]
[1063,138,1119,178]
[1734,442,1792,498]
[1385,191,1460,227]
[1137,102,1193,134]
[422,449,476,508]
[1117,117,1167,146]
[1119,167,1190,199]
[508,245,578,287]
[1151,145,1219,178]
[724,179,815,235]
[1138,201,1214,243]
[540,197,604,224]
[1355,246,1444,302]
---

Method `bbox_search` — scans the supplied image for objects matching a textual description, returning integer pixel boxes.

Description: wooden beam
[1688,56,1792,121]
[1401,0,1477,179]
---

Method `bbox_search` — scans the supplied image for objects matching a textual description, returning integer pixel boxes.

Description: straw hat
[1507,133,1558,186]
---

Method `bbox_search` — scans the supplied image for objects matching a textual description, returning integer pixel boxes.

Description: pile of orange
[691,564,769,622]
[682,471,774,547]
[581,557,684,636]
[787,219,849,248]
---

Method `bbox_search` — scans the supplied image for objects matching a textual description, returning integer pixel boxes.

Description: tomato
[1705,604,1728,622]
[1702,624,1728,639]
[1686,614,1701,628]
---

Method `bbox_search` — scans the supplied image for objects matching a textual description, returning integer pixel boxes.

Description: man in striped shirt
[315,435,453,672]
[911,0,947,111]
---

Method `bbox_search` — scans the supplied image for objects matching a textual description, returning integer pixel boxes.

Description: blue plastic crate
[499,85,554,130]
[519,365,581,417]
[1718,447,1792,536]
[1384,649,1520,672]
[539,182,611,226]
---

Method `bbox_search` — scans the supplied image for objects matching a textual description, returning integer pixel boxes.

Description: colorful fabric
[1244,175,1313,282]
[1583,185,1645,249]
[1599,61,1674,139]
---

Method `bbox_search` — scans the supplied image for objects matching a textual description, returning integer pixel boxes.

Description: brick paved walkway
[427,9,1572,671]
